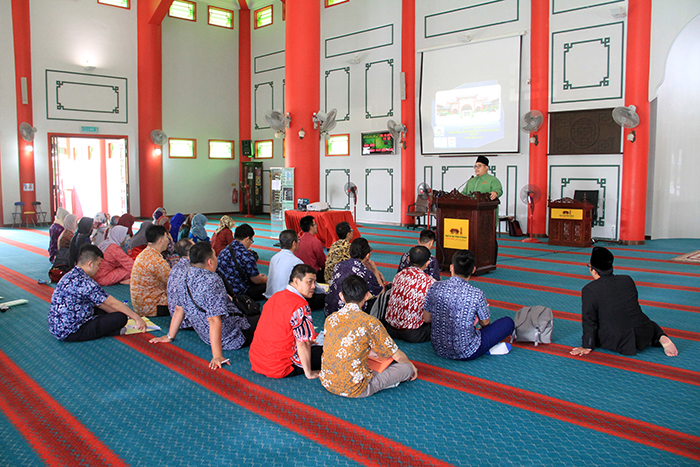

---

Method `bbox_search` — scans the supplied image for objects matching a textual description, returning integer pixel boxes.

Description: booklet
[367,351,394,373]
[125,317,161,335]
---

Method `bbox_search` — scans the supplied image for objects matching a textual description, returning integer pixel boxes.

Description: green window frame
[169,0,196,22]
[97,0,129,9]
[325,0,349,7]
[326,134,350,156]
[168,138,197,159]
[208,6,234,29]
[255,140,273,159]
[254,5,273,29]
[209,140,235,159]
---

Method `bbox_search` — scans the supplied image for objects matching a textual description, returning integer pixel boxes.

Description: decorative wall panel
[254,50,285,74]
[46,70,127,123]
[325,67,350,121]
[364,60,393,119]
[325,169,351,210]
[549,108,621,155]
[364,168,393,212]
[552,0,624,15]
[254,82,274,130]
[325,24,394,59]
[424,0,519,38]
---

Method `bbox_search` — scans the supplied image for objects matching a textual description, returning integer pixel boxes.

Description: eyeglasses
[474,164,487,169]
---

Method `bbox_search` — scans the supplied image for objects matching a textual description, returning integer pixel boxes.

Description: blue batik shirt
[397,251,441,281]
[217,240,260,295]
[167,257,192,329]
[324,258,382,316]
[48,267,109,340]
[183,266,250,350]
[424,276,490,359]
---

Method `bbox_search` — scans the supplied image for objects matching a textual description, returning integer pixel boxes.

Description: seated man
[265,230,325,310]
[324,237,385,316]
[295,215,326,284]
[324,221,353,284]
[166,238,195,329]
[250,264,323,379]
[150,242,258,369]
[397,229,441,281]
[425,250,514,360]
[217,224,267,301]
[320,275,417,398]
[384,245,436,343]
[570,247,678,357]
[48,245,146,341]
[130,225,171,317]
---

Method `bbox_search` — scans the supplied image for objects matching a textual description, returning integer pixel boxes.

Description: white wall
[0,1,19,225]
[650,14,700,239]
[162,0,240,215]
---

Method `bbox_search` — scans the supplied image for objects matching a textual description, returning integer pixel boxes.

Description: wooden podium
[548,197,594,247]
[433,189,499,275]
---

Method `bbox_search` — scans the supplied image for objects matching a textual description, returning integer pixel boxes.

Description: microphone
[456,175,474,193]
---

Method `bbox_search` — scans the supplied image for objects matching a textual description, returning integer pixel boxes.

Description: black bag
[508,219,523,237]
[231,294,261,317]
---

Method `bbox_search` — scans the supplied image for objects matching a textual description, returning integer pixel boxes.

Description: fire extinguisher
[232,186,238,204]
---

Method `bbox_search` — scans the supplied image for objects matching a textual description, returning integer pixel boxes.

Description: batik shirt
[48,267,109,340]
[324,258,382,316]
[183,266,250,350]
[167,257,191,329]
[397,252,441,281]
[324,239,350,283]
[130,246,170,317]
[385,266,436,330]
[320,303,399,397]
[217,240,261,295]
[424,276,490,359]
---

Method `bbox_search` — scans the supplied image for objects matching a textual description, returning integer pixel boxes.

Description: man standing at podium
[461,155,502,201]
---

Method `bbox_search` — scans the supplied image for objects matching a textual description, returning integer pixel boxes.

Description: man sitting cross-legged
[570,247,678,357]
[130,224,171,317]
[250,264,323,379]
[150,242,258,369]
[166,238,195,330]
[425,250,514,360]
[295,215,327,284]
[49,245,146,341]
[324,221,353,284]
[384,245,436,343]
[217,223,267,301]
[320,275,417,398]
[396,229,441,281]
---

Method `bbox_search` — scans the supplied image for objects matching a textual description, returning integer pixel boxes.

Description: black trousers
[385,321,432,343]
[246,282,267,301]
[240,314,260,348]
[285,345,323,377]
[306,293,326,311]
[64,312,128,342]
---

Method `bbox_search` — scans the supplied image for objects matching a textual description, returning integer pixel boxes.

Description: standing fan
[243,184,254,218]
[344,181,358,223]
[519,185,542,243]
[387,120,408,150]
[417,182,433,228]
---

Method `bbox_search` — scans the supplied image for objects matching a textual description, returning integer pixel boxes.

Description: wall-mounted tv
[361,131,395,155]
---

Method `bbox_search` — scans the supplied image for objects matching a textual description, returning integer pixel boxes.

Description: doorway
[49,135,129,219]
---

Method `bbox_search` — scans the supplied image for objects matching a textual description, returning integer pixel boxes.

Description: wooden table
[284,210,361,248]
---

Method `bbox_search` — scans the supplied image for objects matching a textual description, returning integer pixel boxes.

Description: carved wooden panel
[549,108,621,155]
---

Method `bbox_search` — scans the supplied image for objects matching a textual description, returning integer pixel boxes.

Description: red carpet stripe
[0,236,49,257]
[498,237,683,256]
[415,361,700,462]
[0,350,128,467]
[500,244,687,265]
[117,334,454,467]
[0,264,53,301]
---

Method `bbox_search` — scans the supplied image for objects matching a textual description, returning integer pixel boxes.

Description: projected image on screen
[433,83,503,149]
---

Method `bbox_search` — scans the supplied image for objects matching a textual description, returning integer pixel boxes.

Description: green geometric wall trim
[560,177,607,226]
[325,24,394,59]
[46,70,128,123]
[325,68,350,121]
[365,59,394,119]
[325,169,351,210]
[423,166,434,191]
[254,81,274,130]
[563,38,610,90]
[441,165,471,191]
[552,0,624,15]
[254,50,285,74]
[424,0,519,39]
[364,168,394,213]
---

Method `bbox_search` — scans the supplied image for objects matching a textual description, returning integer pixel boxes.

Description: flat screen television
[361,131,395,155]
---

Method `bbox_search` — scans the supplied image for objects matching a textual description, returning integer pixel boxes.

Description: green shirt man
[460,155,503,201]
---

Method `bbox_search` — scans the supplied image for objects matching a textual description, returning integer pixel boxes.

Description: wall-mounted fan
[612,105,640,142]
[344,181,358,223]
[150,129,168,146]
[313,108,337,139]
[20,122,37,142]
[520,110,543,146]
[265,110,291,139]
[417,182,433,228]
[519,184,542,243]
[387,119,408,150]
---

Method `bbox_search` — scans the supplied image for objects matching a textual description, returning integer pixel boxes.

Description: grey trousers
[357,362,415,398]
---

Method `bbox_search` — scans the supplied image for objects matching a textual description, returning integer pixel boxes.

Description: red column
[619,0,651,245]
[137,1,172,217]
[400,0,416,225]
[239,1,252,201]
[528,0,549,236]
[12,0,36,218]
[284,0,320,202]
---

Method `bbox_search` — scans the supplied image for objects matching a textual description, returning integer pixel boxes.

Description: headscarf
[110,215,120,227]
[69,217,94,268]
[153,207,166,222]
[54,207,69,226]
[98,225,128,252]
[129,221,153,250]
[63,214,78,233]
[94,212,108,226]
[169,213,186,239]
[156,215,171,232]
[216,215,235,234]
[117,213,135,236]
[189,214,209,242]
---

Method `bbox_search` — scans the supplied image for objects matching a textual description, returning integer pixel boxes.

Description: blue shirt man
[216,223,267,301]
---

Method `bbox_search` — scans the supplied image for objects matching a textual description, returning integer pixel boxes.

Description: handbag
[511,305,553,346]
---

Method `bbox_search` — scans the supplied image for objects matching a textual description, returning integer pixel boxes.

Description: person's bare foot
[660,336,678,356]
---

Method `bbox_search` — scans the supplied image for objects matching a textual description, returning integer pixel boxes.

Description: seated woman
[69,217,93,269]
[94,225,134,286]
[128,221,152,259]
[211,215,235,256]
[169,213,185,240]
[189,213,210,244]
[50,213,78,282]
[116,213,135,237]
[157,215,179,267]
[153,207,166,223]
[178,213,193,241]
[91,212,109,246]
[48,207,69,262]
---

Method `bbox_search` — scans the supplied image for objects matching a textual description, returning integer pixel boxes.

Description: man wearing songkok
[396,229,441,281]
[570,247,678,357]
[250,264,323,379]
[49,245,146,341]
[385,245,436,343]
[320,275,417,398]
[217,223,267,301]
[130,225,171,317]
[425,250,514,360]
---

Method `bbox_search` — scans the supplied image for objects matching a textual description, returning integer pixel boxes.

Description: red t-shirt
[249,288,315,378]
